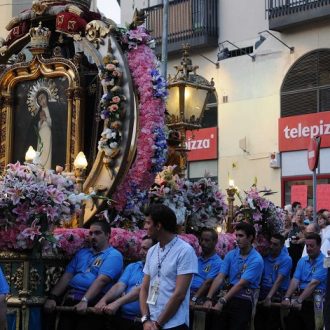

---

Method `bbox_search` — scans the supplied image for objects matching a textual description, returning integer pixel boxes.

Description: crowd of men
[0,203,330,330]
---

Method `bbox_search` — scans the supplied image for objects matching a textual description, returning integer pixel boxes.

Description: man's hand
[291,300,302,311]
[103,301,120,315]
[212,302,224,313]
[189,300,196,308]
[281,298,291,309]
[203,300,213,309]
[263,297,271,308]
[94,299,107,314]
[74,300,88,314]
[44,299,57,313]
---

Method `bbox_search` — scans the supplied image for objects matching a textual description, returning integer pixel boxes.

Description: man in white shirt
[140,204,198,330]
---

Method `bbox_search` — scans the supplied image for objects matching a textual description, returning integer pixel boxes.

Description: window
[281,49,330,117]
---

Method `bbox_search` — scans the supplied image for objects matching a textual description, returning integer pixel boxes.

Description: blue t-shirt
[119,261,144,318]
[0,267,9,294]
[294,252,327,290]
[261,248,292,291]
[220,247,264,289]
[191,253,223,292]
[66,246,123,292]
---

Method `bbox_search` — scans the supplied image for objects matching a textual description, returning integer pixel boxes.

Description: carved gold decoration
[31,1,48,15]
[11,264,24,292]
[85,20,111,49]
[29,268,41,292]
[45,266,65,293]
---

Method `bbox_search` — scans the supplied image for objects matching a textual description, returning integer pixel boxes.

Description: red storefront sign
[185,127,218,161]
[279,112,330,152]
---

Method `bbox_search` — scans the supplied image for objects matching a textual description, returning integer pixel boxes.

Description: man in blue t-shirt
[95,235,154,330]
[0,266,9,330]
[190,228,222,330]
[255,233,292,330]
[190,228,223,304]
[204,222,264,330]
[44,219,123,330]
[282,232,327,330]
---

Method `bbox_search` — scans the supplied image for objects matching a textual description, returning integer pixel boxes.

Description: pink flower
[108,104,119,112]
[21,220,41,241]
[112,96,121,103]
[106,63,116,71]
[46,187,65,204]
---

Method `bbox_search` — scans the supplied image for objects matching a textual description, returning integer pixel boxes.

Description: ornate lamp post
[226,179,238,233]
[166,44,215,176]
[74,151,88,193]
[74,151,88,227]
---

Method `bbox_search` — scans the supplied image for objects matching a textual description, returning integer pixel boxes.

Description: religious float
[0,1,284,329]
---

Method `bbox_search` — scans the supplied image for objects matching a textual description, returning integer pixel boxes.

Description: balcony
[266,0,330,31]
[144,0,218,55]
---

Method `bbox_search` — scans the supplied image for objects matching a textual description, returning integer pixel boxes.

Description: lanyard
[157,236,178,277]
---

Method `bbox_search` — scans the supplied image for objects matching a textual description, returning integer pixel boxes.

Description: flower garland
[98,55,126,165]
[111,26,167,211]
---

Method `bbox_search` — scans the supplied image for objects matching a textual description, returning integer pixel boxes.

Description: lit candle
[74,152,88,170]
[25,146,36,162]
[228,179,235,188]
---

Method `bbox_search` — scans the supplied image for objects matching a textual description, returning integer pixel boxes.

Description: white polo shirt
[143,236,198,329]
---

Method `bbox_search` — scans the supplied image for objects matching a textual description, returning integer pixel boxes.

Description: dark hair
[292,201,301,210]
[89,219,111,235]
[235,222,256,240]
[142,235,157,246]
[200,227,218,242]
[271,233,285,245]
[145,204,177,233]
[305,232,321,246]
[36,89,49,107]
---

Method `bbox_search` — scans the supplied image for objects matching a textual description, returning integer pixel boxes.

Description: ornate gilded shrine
[0,1,137,222]
[0,0,162,329]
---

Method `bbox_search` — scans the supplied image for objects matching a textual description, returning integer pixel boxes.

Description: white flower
[109,142,118,149]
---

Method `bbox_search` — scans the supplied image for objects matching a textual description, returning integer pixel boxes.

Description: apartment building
[121,0,330,207]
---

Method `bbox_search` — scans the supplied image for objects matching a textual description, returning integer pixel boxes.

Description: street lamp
[166,44,215,176]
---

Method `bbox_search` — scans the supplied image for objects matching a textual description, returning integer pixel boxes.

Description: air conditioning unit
[270,152,281,168]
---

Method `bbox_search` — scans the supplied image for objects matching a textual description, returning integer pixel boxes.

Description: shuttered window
[281,50,330,117]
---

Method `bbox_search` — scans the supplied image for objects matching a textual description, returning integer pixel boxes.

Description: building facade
[120,0,330,208]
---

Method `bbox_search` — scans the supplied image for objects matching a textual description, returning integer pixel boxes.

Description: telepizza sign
[278,112,330,152]
[185,127,218,161]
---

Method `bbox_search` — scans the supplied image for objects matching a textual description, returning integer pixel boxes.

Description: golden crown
[29,22,51,54]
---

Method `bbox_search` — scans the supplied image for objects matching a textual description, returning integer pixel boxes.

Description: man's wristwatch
[141,314,150,324]
[81,296,88,303]
[218,297,227,305]
[283,297,290,302]
[191,296,198,303]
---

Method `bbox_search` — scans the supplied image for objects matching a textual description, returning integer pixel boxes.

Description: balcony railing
[266,0,330,31]
[144,0,218,54]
